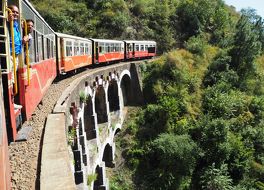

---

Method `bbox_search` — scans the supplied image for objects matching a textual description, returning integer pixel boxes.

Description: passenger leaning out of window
[8,5,30,109]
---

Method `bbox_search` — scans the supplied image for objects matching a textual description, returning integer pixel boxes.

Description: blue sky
[225,0,264,18]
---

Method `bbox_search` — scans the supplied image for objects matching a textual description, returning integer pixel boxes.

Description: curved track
[8,68,92,190]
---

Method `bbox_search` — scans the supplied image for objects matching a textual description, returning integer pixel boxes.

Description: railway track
[8,68,92,190]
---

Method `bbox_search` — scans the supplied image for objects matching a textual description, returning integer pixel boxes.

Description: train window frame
[99,42,105,53]
[29,30,37,64]
[99,46,103,53]
[36,33,44,62]
[43,37,48,60]
[105,43,110,53]
[74,41,79,56]
[47,38,50,59]
[140,45,144,51]
[80,42,84,55]
[66,40,73,57]
[85,43,89,55]
[110,43,114,52]
[135,44,139,51]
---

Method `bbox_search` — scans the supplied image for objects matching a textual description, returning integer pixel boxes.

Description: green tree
[141,134,199,190]
[201,163,233,190]
[229,9,262,78]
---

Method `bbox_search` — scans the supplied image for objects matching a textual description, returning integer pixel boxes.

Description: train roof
[90,39,124,43]
[123,40,156,44]
[56,32,91,42]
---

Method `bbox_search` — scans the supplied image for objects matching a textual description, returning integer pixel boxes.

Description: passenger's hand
[22,35,29,44]
[8,12,14,22]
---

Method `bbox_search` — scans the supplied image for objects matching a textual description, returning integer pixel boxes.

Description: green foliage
[172,0,232,45]
[229,9,262,79]
[141,134,199,190]
[203,50,238,87]
[201,163,233,190]
[203,86,250,119]
[87,173,97,186]
[110,172,133,190]
[185,35,208,55]
[79,90,88,103]
[68,126,76,146]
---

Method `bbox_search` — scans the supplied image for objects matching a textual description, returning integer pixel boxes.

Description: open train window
[29,30,36,63]
[105,43,110,52]
[127,44,132,51]
[43,37,48,60]
[85,43,89,55]
[110,43,114,52]
[47,38,50,58]
[140,45,144,51]
[80,43,84,55]
[51,41,54,58]
[74,41,79,55]
[99,42,104,53]
[135,45,139,51]
[66,41,73,56]
[36,32,44,62]
[99,46,103,53]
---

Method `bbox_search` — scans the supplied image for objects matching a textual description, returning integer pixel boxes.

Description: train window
[29,31,36,63]
[140,45,144,51]
[80,43,84,55]
[110,43,114,52]
[105,43,109,52]
[51,41,54,58]
[74,42,79,55]
[43,37,48,60]
[66,41,73,56]
[46,39,49,58]
[99,46,103,53]
[99,42,104,53]
[135,45,139,51]
[85,43,89,55]
[145,45,148,50]
[116,44,120,52]
[38,34,43,61]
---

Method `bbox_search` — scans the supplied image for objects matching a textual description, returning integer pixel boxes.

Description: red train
[0,0,156,189]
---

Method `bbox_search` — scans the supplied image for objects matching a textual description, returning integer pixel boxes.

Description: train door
[132,43,135,58]
[1,0,23,142]
[91,41,99,64]
[127,43,130,59]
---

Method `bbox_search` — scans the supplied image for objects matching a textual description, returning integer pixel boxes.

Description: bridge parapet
[41,61,145,190]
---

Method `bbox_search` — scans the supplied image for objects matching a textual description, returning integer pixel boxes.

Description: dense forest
[31,0,264,189]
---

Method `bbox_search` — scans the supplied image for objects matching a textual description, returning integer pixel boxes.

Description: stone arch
[102,143,114,167]
[93,165,104,190]
[83,95,96,140]
[120,74,133,106]
[95,86,108,124]
[107,80,120,112]
[114,128,121,136]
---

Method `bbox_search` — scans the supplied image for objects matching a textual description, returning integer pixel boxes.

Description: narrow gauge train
[0,0,156,188]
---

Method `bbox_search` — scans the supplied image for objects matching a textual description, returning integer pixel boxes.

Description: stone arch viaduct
[40,61,145,190]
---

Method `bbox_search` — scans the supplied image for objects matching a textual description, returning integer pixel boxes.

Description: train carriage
[124,40,156,60]
[90,38,125,64]
[56,32,92,74]
[1,0,56,141]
